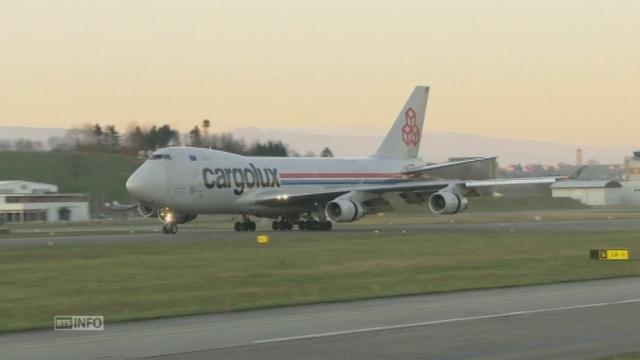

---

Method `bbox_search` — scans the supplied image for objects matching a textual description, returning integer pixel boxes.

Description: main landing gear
[272,219,293,231]
[162,223,178,234]
[299,219,332,231]
[234,215,257,232]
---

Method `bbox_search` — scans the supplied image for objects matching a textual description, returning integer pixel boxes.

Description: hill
[231,127,634,164]
[0,151,141,202]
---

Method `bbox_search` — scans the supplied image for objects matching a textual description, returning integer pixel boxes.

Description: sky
[0,0,639,146]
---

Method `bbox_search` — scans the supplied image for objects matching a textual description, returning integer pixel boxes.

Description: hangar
[0,181,89,223]
[551,180,622,206]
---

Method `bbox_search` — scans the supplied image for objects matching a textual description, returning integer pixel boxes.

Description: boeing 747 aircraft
[124,86,560,233]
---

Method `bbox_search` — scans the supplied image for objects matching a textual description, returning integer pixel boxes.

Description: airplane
[124,86,561,234]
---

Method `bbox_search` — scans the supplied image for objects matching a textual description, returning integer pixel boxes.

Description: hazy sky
[1,0,638,145]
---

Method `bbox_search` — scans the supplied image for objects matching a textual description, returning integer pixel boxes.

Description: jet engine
[325,200,365,222]
[158,207,197,224]
[138,203,157,218]
[428,191,468,215]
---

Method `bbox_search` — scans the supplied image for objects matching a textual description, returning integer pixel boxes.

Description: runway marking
[254,297,640,344]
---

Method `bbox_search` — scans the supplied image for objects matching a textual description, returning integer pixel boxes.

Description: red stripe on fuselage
[280,172,404,179]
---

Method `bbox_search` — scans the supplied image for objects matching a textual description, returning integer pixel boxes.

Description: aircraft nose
[125,170,144,199]
[126,164,166,201]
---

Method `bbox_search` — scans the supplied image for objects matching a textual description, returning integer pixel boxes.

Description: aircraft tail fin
[373,86,429,159]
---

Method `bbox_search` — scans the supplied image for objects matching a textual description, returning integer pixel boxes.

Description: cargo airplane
[124,86,559,233]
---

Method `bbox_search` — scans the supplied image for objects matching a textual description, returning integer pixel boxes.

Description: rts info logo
[54,316,104,331]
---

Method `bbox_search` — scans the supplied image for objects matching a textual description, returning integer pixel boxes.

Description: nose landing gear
[234,215,257,232]
[162,223,178,234]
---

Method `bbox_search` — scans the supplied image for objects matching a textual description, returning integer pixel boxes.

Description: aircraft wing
[105,201,138,210]
[403,156,497,175]
[247,176,562,207]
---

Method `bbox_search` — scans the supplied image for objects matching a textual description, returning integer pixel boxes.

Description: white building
[551,180,622,206]
[0,181,89,223]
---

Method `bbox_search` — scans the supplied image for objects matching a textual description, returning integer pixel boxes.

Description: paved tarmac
[1,218,640,248]
[1,277,640,360]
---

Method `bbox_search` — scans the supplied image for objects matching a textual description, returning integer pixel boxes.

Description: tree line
[35,121,334,157]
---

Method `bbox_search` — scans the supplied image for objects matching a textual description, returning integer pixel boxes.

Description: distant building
[0,181,89,223]
[576,148,583,166]
[618,181,640,205]
[551,180,623,206]
[624,151,640,181]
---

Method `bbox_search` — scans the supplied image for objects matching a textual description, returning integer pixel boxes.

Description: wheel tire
[170,224,178,234]
[272,221,279,231]
[278,221,287,231]
[299,221,306,231]
[324,221,332,231]
[241,222,250,231]
[249,221,256,231]
[234,222,242,232]
[162,225,170,234]
[286,222,293,231]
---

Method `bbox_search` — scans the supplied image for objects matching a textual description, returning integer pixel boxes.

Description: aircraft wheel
[322,221,332,231]
[278,221,287,231]
[249,221,256,231]
[234,222,242,232]
[298,221,306,230]
[272,221,279,231]
[162,225,170,234]
[286,222,293,231]
[308,221,318,231]
[169,224,178,234]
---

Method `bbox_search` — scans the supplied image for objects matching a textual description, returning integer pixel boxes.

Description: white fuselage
[126,147,424,215]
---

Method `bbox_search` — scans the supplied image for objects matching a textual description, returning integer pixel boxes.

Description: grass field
[601,353,640,360]
[1,230,639,332]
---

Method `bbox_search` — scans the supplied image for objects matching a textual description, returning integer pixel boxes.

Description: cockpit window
[149,154,171,160]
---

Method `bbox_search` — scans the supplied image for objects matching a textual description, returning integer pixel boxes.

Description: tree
[188,126,203,147]
[104,125,120,152]
[320,147,334,157]
[156,124,179,148]
[126,126,145,151]
[249,140,288,157]
[0,140,12,151]
[13,138,37,151]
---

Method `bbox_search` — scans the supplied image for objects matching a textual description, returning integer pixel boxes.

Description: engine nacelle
[325,200,365,222]
[138,203,157,218]
[158,208,198,224]
[428,191,468,215]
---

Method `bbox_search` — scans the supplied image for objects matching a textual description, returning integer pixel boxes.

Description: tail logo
[401,107,420,146]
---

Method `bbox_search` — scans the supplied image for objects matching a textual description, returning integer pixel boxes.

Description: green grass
[600,353,640,360]
[0,151,141,202]
[1,231,639,332]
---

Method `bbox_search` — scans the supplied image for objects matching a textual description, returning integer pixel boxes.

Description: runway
[2,218,640,247]
[2,277,640,360]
